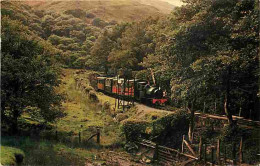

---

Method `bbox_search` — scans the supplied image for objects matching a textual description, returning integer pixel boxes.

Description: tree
[89,30,115,73]
[169,0,259,124]
[1,17,63,134]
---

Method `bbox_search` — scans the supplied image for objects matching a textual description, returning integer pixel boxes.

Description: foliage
[1,1,103,69]
[168,0,259,121]
[1,16,63,133]
[64,9,86,19]
[1,136,95,166]
[1,145,25,165]
[88,30,115,73]
[121,120,149,142]
[219,125,260,164]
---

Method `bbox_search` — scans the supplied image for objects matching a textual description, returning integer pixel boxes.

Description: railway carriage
[96,76,167,106]
[97,77,106,91]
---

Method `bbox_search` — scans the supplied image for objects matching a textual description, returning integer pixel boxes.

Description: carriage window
[105,79,111,86]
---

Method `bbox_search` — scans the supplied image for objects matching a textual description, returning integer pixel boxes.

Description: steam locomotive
[96,76,167,106]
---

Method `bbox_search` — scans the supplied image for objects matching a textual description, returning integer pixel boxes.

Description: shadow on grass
[1,136,97,166]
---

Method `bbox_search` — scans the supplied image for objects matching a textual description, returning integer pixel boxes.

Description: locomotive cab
[134,81,147,101]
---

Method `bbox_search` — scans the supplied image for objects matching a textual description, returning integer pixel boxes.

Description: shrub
[116,113,128,122]
[85,86,94,94]
[121,120,149,142]
[64,9,86,18]
[88,91,98,102]
[86,12,95,18]
[218,124,260,164]
[150,109,189,147]
[102,101,110,111]
[152,109,189,136]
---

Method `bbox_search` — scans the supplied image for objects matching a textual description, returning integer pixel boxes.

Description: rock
[15,153,24,164]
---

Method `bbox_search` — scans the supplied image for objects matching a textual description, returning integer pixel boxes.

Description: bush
[1,146,25,165]
[152,109,189,136]
[92,18,107,28]
[116,113,128,122]
[121,120,149,142]
[85,86,94,94]
[219,125,260,164]
[86,12,95,18]
[88,91,98,102]
[64,9,86,18]
[102,101,110,111]
[150,109,189,147]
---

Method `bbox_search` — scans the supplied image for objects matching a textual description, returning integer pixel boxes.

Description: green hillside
[24,0,175,23]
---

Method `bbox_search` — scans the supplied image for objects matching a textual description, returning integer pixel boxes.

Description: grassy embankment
[1,69,124,165]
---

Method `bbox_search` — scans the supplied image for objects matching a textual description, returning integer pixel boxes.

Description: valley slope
[24,0,176,22]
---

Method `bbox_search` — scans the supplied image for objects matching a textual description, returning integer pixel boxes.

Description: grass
[56,69,123,146]
[1,136,98,166]
[1,69,125,165]
[1,145,25,165]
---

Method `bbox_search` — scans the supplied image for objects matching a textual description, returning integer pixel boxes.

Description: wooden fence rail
[136,138,198,165]
[137,135,245,166]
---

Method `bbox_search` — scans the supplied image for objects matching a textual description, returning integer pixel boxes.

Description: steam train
[96,76,167,106]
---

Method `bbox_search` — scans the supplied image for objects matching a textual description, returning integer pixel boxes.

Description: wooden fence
[54,127,101,145]
[136,138,198,165]
[136,135,245,166]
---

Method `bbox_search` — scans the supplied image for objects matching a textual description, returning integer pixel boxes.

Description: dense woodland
[2,0,258,128]
[1,0,259,165]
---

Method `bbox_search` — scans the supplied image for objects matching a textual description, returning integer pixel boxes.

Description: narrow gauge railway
[96,76,168,107]
[93,76,260,128]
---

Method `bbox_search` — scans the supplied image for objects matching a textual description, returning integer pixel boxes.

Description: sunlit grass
[1,69,125,165]
[1,145,25,165]
[55,69,123,145]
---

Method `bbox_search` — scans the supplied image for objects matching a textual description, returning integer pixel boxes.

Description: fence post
[153,143,159,161]
[211,147,214,165]
[55,130,58,141]
[199,137,203,160]
[203,101,206,113]
[211,122,214,132]
[182,135,185,153]
[97,128,100,144]
[239,137,243,164]
[224,144,226,164]
[79,131,81,143]
[204,144,207,165]
[177,149,180,160]
[216,139,220,164]
[232,142,237,165]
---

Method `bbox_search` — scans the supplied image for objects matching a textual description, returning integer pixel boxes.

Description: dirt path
[135,103,170,114]
[85,151,145,166]
[127,102,173,120]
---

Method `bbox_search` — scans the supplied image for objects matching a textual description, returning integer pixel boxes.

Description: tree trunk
[11,108,19,135]
[224,66,233,125]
